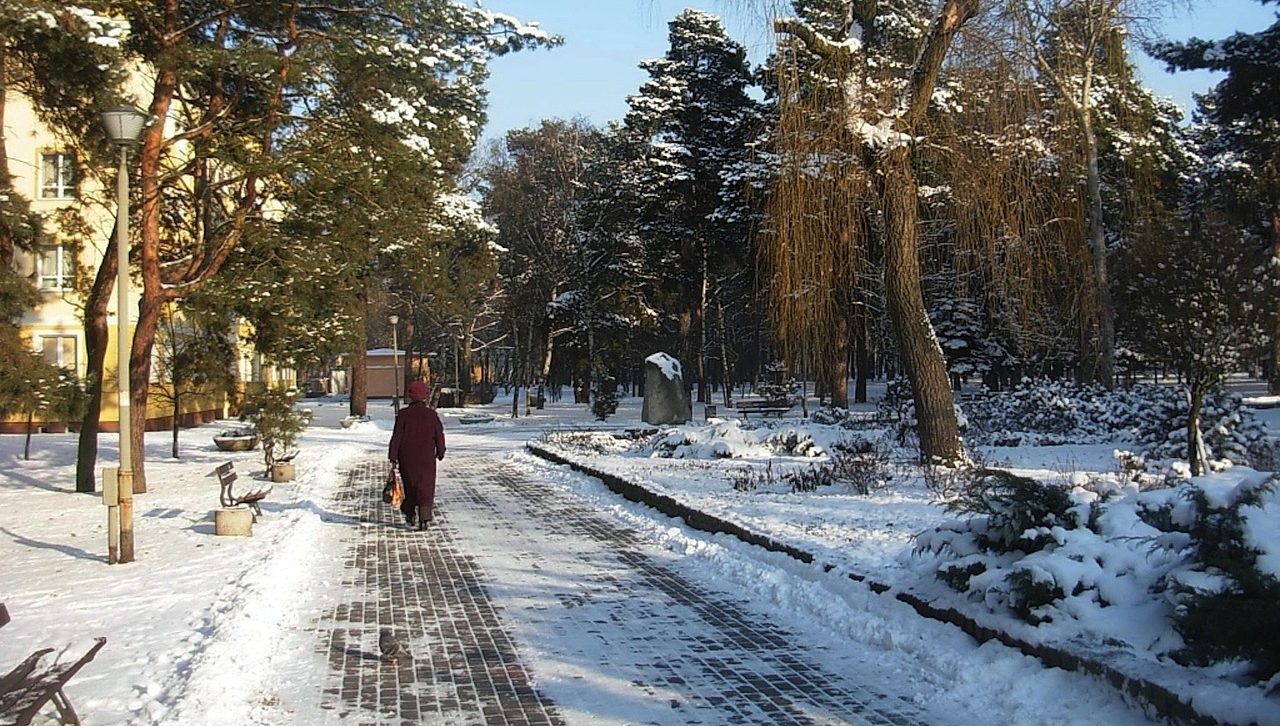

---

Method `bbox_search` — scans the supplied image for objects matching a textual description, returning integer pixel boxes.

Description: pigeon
[378,628,405,661]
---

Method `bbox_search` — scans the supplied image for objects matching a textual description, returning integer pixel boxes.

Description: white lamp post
[101,104,148,565]
[390,315,400,411]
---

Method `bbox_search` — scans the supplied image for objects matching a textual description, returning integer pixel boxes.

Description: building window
[38,245,74,289]
[40,152,76,199]
[41,336,77,369]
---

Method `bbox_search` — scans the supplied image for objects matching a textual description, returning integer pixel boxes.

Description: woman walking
[388,380,446,529]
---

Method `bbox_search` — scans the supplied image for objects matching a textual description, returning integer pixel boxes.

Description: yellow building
[2,89,293,434]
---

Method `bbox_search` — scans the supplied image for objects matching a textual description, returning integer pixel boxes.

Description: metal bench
[0,603,106,726]
[735,399,792,419]
[215,462,271,521]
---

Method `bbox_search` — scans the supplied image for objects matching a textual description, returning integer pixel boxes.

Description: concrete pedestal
[214,507,253,536]
[271,462,296,482]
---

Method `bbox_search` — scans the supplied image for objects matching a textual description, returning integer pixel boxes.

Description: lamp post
[389,314,400,411]
[101,105,148,565]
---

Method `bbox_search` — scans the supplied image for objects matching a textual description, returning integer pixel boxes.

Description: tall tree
[1004,0,1167,388]
[772,0,974,462]
[0,2,124,492]
[91,0,555,490]
[1152,5,1280,393]
[479,119,599,400]
[624,9,760,404]
[1120,171,1264,475]
[760,0,878,409]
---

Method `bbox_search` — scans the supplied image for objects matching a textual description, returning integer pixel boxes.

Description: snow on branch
[772,17,860,64]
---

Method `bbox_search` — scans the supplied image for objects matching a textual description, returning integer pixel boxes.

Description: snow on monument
[642,352,691,425]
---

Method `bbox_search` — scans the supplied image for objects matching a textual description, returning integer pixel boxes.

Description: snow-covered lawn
[525,393,1280,725]
[0,387,1276,724]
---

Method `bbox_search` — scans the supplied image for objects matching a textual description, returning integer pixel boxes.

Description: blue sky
[479,0,1277,144]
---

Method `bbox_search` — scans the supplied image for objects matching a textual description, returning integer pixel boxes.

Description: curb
[527,441,1221,726]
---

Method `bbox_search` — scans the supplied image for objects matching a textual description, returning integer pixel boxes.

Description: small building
[365,348,406,400]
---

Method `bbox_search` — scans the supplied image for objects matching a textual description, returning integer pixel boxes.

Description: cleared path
[314,454,956,725]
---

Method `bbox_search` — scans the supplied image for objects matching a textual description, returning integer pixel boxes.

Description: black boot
[403,509,417,527]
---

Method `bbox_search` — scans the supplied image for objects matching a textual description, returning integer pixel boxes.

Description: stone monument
[642,352,692,425]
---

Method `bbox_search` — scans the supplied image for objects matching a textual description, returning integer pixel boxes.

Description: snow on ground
[0,384,1275,724]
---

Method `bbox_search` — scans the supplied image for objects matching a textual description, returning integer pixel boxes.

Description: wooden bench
[215,462,271,521]
[735,399,792,420]
[0,603,106,726]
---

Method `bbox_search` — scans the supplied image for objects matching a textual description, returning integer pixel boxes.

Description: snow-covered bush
[1134,388,1268,472]
[965,380,1267,471]
[539,431,635,455]
[916,468,1280,685]
[646,420,850,460]
[811,405,863,428]
[1154,473,1280,684]
[785,442,894,494]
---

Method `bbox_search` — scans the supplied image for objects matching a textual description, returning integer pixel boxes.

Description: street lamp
[389,314,400,411]
[101,104,148,565]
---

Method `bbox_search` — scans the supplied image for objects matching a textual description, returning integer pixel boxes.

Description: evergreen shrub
[591,376,620,421]
[239,387,306,466]
[962,380,1267,471]
[918,468,1280,683]
[1165,475,1280,684]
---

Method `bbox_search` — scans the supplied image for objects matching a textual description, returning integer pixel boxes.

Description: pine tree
[0,1,125,492]
[1151,7,1280,394]
[81,1,557,490]
[1120,129,1264,475]
[624,9,760,404]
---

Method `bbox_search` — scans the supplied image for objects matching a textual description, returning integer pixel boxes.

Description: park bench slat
[0,638,105,726]
[736,399,792,419]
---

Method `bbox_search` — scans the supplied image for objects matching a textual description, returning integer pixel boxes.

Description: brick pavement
[317,460,564,725]
[315,455,948,725]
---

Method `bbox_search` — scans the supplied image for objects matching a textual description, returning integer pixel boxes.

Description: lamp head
[389,314,399,325]
[101,105,149,146]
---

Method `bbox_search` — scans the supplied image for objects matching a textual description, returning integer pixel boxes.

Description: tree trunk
[24,412,33,461]
[854,307,869,404]
[831,313,850,409]
[510,319,520,418]
[718,298,732,408]
[875,151,963,463]
[697,254,708,404]
[76,231,117,493]
[128,290,165,493]
[171,390,180,458]
[1187,381,1207,477]
[798,350,809,417]
[1083,111,1116,390]
[1269,203,1280,395]
[350,310,367,417]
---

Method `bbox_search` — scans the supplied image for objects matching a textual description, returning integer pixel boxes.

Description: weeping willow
[758,30,872,386]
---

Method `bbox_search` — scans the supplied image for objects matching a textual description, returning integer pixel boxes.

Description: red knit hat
[408,381,428,402]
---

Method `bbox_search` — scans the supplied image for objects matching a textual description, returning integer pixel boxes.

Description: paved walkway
[314,455,947,725]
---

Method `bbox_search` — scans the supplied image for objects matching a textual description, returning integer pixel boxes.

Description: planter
[270,461,296,483]
[214,507,253,536]
[458,414,494,425]
[340,415,370,429]
[213,429,259,452]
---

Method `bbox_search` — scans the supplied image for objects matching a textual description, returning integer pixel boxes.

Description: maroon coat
[388,402,446,517]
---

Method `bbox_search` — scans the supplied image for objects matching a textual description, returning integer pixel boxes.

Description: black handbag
[382,467,396,504]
